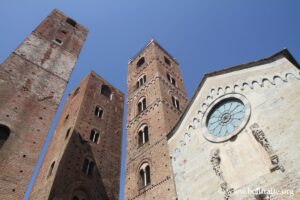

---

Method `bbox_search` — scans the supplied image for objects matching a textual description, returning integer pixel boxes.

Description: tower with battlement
[124,40,188,200]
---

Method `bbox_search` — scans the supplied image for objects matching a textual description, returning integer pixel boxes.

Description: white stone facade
[167,50,300,200]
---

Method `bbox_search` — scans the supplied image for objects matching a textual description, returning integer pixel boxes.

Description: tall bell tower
[0,9,88,199]
[125,39,188,200]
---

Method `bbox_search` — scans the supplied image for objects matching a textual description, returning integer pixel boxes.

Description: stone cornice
[127,74,188,104]
[129,176,171,200]
[126,136,166,165]
[126,97,182,129]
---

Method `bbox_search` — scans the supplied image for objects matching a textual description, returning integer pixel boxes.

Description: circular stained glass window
[207,99,245,137]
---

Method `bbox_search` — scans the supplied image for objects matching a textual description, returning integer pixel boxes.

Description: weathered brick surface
[0,9,87,199]
[125,40,188,200]
[30,72,124,200]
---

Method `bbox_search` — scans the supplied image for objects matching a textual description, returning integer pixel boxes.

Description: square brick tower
[0,9,88,199]
[125,39,188,200]
[30,71,124,200]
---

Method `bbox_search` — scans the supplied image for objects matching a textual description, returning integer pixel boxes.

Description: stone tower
[125,39,188,200]
[30,71,124,200]
[0,9,88,199]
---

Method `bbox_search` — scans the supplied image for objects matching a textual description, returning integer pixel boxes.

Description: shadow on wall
[49,131,110,200]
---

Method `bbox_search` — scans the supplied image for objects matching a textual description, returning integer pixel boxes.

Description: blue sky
[0,1,299,199]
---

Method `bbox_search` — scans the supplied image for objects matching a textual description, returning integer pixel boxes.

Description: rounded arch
[136,57,145,67]
[137,160,151,188]
[100,85,112,100]
[137,96,147,114]
[0,124,10,148]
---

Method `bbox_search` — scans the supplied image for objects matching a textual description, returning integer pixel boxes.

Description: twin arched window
[94,106,103,118]
[0,125,10,148]
[138,97,146,114]
[90,129,100,144]
[137,75,146,89]
[82,158,95,176]
[172,96,180,110]
[139,163,151,188]
[138,125,149,146]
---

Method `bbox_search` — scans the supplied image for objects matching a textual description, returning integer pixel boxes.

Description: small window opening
[65,114,69,121]
[65,128,71,139]
[47,161,55,178]
[138,98,146,114]
[82,158,95,176]
[90,129,100,143]
[137,57,145,67]
[95,106,103,118]
[164,56,171,66]
[61,30,67,34]
[101,85,112,100]
[0,125,10,148]
[172,96,180,110]
[66,18,77,27]
[138,125,149,147]
[139,163,151,188]
[53,38,63,45]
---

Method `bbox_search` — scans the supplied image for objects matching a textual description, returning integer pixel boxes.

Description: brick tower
[125,39,188,200]
[30,71,124,200]
[0,9,88,199]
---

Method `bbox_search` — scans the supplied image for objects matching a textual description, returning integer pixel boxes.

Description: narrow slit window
[47,161,55,178]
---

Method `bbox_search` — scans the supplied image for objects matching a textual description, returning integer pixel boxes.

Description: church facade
[167,49,300,200]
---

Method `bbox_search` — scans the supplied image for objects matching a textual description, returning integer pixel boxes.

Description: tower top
[128,38,178,65]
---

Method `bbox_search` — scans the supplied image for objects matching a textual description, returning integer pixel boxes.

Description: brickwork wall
[125,41,188,200]
[0,9,87,200]
[30,72,124,200]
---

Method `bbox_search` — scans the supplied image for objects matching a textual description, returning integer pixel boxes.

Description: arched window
[172,96,180,110]
[94,106,103,118]
[0,125,10,148]
[138,125,149,146]
[138,97,146,114]
[137,57,145,67]
[66,18,77,27]
[101,85,112,100]
[90,129,100,144]
[47,161,55,178]
[82,158,95,176]
[72,189,89,200]
[167,73,176,86]
[136,75,146,89]
[139,163,151,188]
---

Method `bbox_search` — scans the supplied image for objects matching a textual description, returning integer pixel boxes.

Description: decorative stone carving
[250,123,285,172]
[210,149,234,200]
